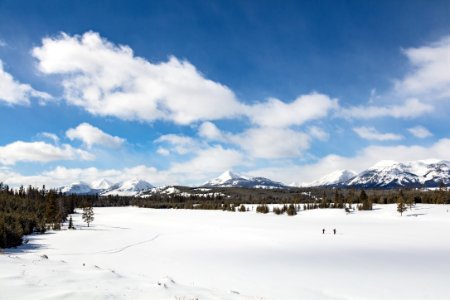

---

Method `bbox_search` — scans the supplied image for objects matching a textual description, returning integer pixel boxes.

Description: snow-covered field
[1,204,450,300]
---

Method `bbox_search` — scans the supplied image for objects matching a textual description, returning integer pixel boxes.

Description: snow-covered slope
[2,205,450,300]
[91,179,113,190]
[101,179,154,196]
[344,159,450,188]
[302,170,357,187]
[61,182,96,195]
[203,170,286,189]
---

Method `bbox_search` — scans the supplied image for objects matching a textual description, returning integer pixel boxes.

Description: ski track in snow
[58,234,160,256]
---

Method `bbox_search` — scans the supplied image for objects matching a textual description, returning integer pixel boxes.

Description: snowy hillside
[91,179,113,190]
[304,160,450,188]
[61,179,153,196]
[60,182,96,195]
[302,169,357,187]
[101,179,154,196]
[345,159,450,188]
[2,205,450,300]
[203,170,286,189]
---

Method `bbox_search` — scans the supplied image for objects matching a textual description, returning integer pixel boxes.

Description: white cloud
[0,141,94,165]
[33,31,243,125]
[0,39,6,47]
[396,35,450,99]
[39,132,60,143]
[308,126,329,141]
[0,60,52,105]
[155,134,199,155]
[198,121,224,140]
[197,124,311,159]
[156,147,170,156]
[353,126,403,141]
[339,98,433,119]
[230,127,310,159]
[246,93,338,128]
[169,145,243,177]
[66,123,125,148]
[408,126,433,138]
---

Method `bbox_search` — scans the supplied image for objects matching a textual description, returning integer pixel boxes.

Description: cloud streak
[0,60,52,105]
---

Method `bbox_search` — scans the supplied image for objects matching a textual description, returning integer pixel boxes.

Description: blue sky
[1,0,450,187]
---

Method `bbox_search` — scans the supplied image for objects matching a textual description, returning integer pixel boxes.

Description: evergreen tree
[397,192,407,216]
[359,190,372,210]
[286,204,297,216]
[45,190,61,230]
[82,205,94,227]
[68,216,74,229]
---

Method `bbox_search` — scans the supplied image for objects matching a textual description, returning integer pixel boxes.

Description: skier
[322,228,325,234]
[333,228,336,235]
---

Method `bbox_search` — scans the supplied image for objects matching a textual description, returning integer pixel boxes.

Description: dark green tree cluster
[256,204,270,214]
[0,183,98,249]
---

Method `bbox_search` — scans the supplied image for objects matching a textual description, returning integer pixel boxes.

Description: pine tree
[286,204,297,216]
[82,205,94,227]
[397,192,407,216]
[68,216,74,229]
[359,190,372,210]
[45,190,61,230]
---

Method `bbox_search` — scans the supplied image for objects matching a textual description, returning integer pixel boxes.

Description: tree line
[1,182,449,248]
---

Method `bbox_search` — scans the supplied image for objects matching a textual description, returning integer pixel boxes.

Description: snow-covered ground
[1,204,450,300]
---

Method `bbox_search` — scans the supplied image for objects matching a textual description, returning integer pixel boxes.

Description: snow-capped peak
[370,160,399,169]
[345,159,450,188]
[101,179,154,196]
[216,170,246,183]
[91,179,113,190]
[204,170,286,189]
[61,181,93,194]
[302,169,357,187]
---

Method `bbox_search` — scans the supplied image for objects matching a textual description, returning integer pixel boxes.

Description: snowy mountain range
[60,179,154,196]
[203,170,287,189]
[301,170,357,187]
[305,159,450,188]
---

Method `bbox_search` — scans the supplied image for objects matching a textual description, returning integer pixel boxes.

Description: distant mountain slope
[203,170,287,189]
[307,160,450,189]
[61,179,153,196]
[302,170,357,187]
[101,179,154,196]
[60,182,95,195]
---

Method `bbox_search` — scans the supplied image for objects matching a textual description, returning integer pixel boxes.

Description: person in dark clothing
[333,228,336,235]
[322,228,325,234]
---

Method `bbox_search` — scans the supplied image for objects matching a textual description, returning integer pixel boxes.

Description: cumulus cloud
[396,35,450,100]
[0,60,52,105]
[408,126,433,138]
[0,141,94,165]
[155,134,199,155]
[246,93,338,128]
[33,31,243,124]
[229,127,310,159]
[169,145,243,176]
[339,98,433,119]
[198,121,224,140]
[353,126,403,141]
[197,123,311,159]
[66,123,125,148]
